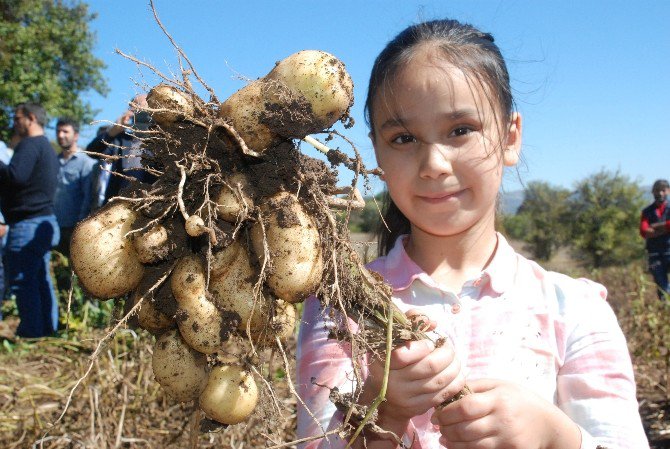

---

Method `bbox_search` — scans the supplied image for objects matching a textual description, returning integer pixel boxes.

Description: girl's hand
[359,310,466,435]
[431,378,581,449]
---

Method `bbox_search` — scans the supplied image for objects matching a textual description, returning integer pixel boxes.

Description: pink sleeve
[556,280,649,448]
[296,296,363,449]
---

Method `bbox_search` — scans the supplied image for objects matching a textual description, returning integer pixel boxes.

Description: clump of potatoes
[69,50,353,426]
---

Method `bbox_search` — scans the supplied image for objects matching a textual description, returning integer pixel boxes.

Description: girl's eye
[451,126,473,137]
[391,134,416,145]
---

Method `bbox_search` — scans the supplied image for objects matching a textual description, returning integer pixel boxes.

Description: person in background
[640,179,670,300]
[0,103,60,338]
[53,118,96,259]
[89,125,111,212]
[297,19,647,448]
[0,139,10,317]
[86,94,156,204]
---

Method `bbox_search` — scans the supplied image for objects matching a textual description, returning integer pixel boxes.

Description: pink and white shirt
[296,234,648,448]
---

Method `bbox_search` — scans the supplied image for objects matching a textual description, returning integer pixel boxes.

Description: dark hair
[16,102,47,128]
[365,19,515,256]
[56,117,80,133]
[652,179,669,191]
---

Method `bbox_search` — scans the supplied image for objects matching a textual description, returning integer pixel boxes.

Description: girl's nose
[418,142,453,179]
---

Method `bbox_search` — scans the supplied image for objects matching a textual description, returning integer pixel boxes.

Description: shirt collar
[368,232,518,295]
[59,147,83,160]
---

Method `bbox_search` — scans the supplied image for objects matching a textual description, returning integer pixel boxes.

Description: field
[0,236,668,448]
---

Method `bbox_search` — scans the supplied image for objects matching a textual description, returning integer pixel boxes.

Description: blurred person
[86,94,156,204]
[0,139,10,317]
[53,118,96,258]
[0,103,60,338]
[640,179,670,299]
[89,125,111,211]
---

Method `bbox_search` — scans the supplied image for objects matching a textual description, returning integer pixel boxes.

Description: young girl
[296,19,648,449]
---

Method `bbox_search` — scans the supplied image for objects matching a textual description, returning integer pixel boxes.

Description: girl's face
[371,46,521,239]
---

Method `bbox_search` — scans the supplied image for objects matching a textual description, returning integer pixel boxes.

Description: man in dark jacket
[640,179,670,300]
[86,94,155,204]
[0,103,60,337]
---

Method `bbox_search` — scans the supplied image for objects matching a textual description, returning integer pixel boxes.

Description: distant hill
[500,189,525,215]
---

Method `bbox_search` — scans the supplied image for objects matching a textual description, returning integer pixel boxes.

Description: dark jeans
[648,252,670,300]
[3,215,60,337]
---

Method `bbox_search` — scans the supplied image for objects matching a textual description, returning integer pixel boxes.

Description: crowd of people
[0,97,153,338]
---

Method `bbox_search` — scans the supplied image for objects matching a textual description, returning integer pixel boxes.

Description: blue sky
[81,0,669,195]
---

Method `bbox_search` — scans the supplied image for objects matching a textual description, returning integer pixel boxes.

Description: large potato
[250,191,323,303]
[209,240,270,332]
[171,255,229,354]
[70,201,144,298]
[199,364,258,425]
[219,50,353,153]
[266,50,353,127]
[146,83,195,127]
[152,329,208,402]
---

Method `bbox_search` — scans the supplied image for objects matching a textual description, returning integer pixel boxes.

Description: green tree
[0,0,108,142]
[512,181,571,260]
[566,169,645,268]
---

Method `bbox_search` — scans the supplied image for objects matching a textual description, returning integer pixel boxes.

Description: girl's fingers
[465,377,504,393]
[405,309,437,332]
[400,343,456,380]
[437,414,496,444]
[431,390,492,427]
[388,339,435,370]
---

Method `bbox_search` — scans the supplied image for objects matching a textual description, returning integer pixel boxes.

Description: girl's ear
[503,112,522,167]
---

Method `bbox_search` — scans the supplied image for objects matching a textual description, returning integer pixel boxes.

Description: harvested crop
[67,4,468,444]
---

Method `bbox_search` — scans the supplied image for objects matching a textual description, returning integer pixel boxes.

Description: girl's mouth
[419,190,463,204]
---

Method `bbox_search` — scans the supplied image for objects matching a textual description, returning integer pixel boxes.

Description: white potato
[70,201,144,298]
[133,224,170,264]
[219,50,353,153]
[152,329,208,403]
[146,83,195,126]
[132,289,175,334]
[266,50,353,127]
[215,173,254,223]
[250,299,296,346]
[199,364,258,425]
[250,191,323,303]
[171,255,229,354]
[208,240,270,332]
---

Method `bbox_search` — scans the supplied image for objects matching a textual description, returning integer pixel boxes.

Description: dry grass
[1,242,669,448]
[0,329,296,448]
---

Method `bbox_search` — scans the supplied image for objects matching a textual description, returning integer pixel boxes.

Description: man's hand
[107,110,134,138]
[0,224,7,239]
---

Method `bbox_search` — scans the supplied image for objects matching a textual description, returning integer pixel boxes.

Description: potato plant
[70,16,452,442]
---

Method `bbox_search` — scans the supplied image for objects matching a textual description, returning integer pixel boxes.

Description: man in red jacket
[640,179,670,299]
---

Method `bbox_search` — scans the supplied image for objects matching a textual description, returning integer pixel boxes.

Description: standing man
[640,179,670,300]
[54,118,96,258]
[0,103,60,337]
[86,94,155,203]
